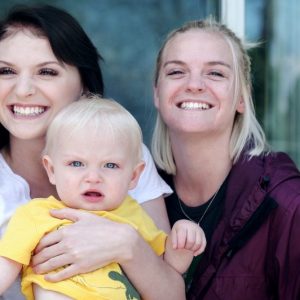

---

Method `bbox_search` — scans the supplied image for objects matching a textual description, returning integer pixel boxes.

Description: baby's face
[43,128,143,211]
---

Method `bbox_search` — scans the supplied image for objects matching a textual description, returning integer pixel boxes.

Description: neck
[170,132,232,206]
[2,135,57,199]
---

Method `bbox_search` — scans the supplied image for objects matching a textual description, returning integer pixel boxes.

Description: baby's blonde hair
[44,95,143,163]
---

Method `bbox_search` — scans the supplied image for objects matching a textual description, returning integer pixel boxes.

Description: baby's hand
[171,219,206,256]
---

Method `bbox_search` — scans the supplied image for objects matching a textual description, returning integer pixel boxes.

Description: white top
[0,144,172,300]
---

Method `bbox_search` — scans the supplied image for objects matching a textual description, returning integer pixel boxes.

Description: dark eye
[70,161,83,167]
[104,162,118,169]
[0,67,16,75]
[39,68,58,76]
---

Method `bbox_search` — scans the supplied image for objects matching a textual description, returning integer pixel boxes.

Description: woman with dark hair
[0,5,183,300]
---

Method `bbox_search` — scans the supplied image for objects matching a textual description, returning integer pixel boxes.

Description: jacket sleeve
[272,198,300,299]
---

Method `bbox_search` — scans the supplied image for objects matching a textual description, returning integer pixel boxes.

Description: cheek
[51,77,83,107]
[0,82,12,102]
[155,86,173,110]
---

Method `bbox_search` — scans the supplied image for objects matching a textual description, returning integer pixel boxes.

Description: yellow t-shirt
[0,196,167,300]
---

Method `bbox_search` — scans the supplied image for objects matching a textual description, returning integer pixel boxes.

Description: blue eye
[104,162,118,169]
[70,161,83,167]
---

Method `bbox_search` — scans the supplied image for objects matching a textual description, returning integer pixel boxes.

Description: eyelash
[0,67,16,75]
[105,162,118,169]
[209,71,224,77]
[70,161,83,167]
[0,67,59,77]
[167,70,184,76]
[39,68,58,76]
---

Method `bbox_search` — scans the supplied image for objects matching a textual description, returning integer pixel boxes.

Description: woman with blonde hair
[152,18,300,299]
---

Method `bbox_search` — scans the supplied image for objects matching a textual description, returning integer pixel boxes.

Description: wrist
[116,223,140,263]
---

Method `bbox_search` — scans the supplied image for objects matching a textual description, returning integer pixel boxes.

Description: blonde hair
[44,95,143,163]
[152,18,268,175]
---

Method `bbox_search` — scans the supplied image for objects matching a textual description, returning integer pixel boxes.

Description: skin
[43,126,145,211]
[154,29,245,207]
[0,30,82,199]
[0,30,183,299]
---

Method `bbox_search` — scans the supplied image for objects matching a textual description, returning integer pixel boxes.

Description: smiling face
[0,30,83,142]
[43,125,144,211]
[154,29,244,138]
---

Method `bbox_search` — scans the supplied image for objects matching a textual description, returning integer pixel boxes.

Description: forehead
[58,123,124,147]
[162,29,233,66]
[55,125,132,156]
[0,30,55,60]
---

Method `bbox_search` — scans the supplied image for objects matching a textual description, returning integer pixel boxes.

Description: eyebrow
[163,60,231,69]
[207,61,231,69]
[0,60,64,68]
[0,60,13,66]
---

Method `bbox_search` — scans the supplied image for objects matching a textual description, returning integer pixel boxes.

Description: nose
[84,169,102,183]
[15,75,36,98]
[186,73,205,93]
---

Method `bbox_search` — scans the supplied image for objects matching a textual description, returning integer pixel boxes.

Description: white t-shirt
[0,144,172,300]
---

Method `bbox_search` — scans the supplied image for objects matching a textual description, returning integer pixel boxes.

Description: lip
[82,190,104,203]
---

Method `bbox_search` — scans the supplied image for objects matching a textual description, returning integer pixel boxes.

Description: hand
[31,208,138,282]
[171,219,206,256]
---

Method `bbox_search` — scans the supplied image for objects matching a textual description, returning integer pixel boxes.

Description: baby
[0,96,205,299]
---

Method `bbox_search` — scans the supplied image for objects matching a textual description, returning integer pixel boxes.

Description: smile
[12,105,46,117]
[179,101,211,110]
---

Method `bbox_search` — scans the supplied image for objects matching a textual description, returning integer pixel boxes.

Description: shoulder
[18,196,65,213]
[229,151,300,211]
[232,151,300,181]
[261,152,300,214]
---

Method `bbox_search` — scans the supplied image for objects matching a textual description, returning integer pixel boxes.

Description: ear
[128,161,146,190]
[42,155,56,185]
[153,86,160,109]
[236,96,245,113]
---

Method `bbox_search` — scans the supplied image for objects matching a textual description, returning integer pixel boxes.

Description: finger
[49,208,88,222]
[171,227,178,249]
[193,231,207,256]
[184,228,197,250]
[50,208,105,223]
[44,263,79,282]
[176,227,188,249]
[32,237,66,267]
[33,230,63,255]
[33,253,73,275]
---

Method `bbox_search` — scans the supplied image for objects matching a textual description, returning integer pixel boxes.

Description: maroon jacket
[188,152,300,300]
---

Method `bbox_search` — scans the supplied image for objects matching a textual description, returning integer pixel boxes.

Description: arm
[130,144,172,233]
[276,202,300,299]
[141,196,171,233]
[31,209,185,300]
[0,256,22,295]
[164,220,206,274]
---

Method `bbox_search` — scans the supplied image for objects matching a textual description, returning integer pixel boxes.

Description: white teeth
[180,102,210,110]
[13,105,45,116]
